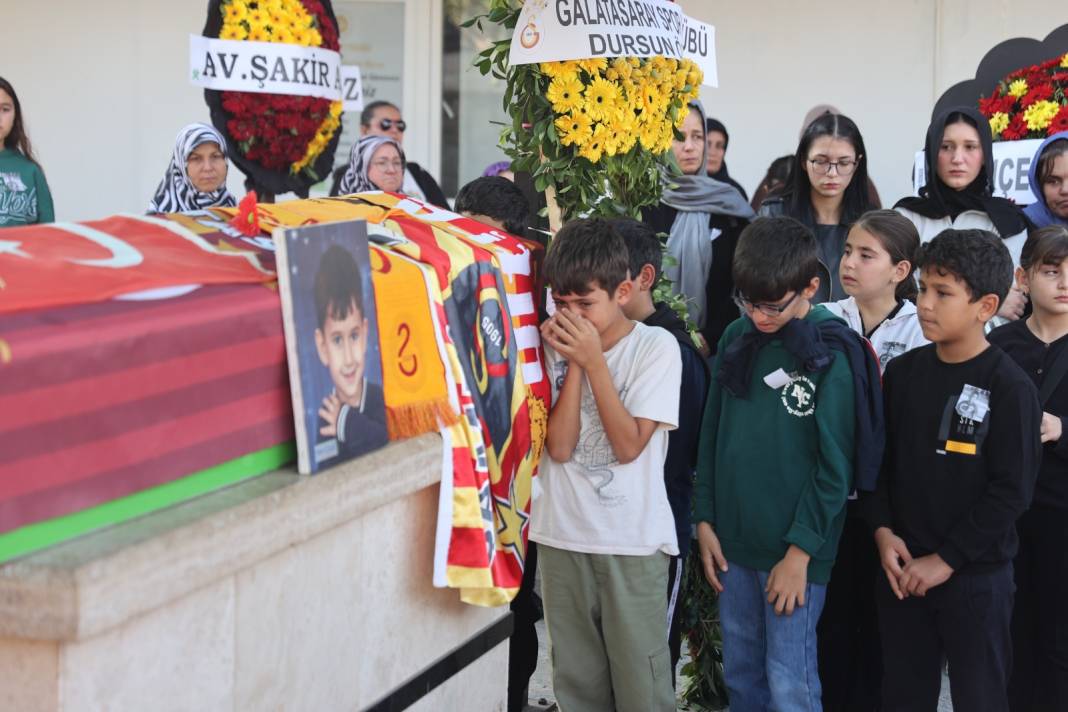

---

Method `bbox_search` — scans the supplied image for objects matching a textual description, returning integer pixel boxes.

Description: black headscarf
[704,117,748,201]
[895,107,1029,238]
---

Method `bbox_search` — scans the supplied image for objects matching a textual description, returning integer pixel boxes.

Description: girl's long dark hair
[0,77,39,165]
[783,112,873,227]
[852,209,921,301]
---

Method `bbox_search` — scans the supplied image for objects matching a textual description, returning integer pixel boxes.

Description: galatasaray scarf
[148,123,237,213]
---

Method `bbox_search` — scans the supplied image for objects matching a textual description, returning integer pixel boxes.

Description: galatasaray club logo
[781,375,817,418]
[520,20,541,49]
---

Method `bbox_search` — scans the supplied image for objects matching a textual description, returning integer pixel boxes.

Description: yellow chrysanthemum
[989,112,1010,136]
[579,123,610,163]
[638,80,665,114]
[675,103,690,129]
[272,26,294,44]
[547,75,585,114]
[247,7,270,29]
[248,25,271,42]
[1024,100,1061,131]
[638,123,661,151]
[1008,79,1029,98]
[583,77,620,121]
[579,58,608,76]
[541,61,580,78]
[223,2,249,24]
[1062,53,1068,68]
[555,111,594,147]
[611,58,632,81]
[219,24,248,40]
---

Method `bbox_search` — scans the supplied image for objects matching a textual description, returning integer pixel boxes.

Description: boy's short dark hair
[917,228,1013,304]
[314,244,365,328]
[454,176,530,236]
[543,218,629,295]
[733,216,820,303]
[609,217,663,283]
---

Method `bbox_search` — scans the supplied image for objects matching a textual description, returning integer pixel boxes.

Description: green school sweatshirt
[694,305,855,584]
[0,148,54,227]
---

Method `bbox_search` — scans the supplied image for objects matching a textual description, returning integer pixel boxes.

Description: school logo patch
[781,375,817,417]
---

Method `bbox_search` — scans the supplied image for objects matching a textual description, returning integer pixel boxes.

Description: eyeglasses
[807,157,859,175]
[378,118,406,132]
[733,291,799,317]
[370,159,404,171]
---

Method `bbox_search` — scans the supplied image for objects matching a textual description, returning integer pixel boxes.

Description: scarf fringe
[386,398,459,440]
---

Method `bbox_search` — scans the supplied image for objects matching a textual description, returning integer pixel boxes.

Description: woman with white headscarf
[643,99,755,355]
[148,123,236,213]
[330,135,406,196]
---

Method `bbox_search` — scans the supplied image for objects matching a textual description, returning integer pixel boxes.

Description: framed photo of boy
[275,220,389,474]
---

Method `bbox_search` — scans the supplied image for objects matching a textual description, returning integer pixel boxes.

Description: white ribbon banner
[190,35,363,111]
[508,0,718,87]
[912,138,1043,205]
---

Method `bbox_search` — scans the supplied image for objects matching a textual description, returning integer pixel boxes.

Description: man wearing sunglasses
[358,100,449,209]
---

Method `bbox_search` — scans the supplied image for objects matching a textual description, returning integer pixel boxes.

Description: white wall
[681,0,1064,207]
[2,1,1064,221]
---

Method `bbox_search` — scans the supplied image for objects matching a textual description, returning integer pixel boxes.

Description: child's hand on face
[1041,412,1063,443]
[766,545,810,616]
[899,553,954,597]
[874,527,915,599]
[318,392,342,437]
[541,309,604,371]
[998,286,1027,321]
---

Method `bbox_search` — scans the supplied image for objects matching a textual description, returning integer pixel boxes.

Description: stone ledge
[0,434,442,642]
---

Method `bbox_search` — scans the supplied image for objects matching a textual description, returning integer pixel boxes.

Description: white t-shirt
[530,321,682,556]
[823,297,929,373]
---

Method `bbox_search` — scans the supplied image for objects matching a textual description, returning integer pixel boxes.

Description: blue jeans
[719,561,827,712]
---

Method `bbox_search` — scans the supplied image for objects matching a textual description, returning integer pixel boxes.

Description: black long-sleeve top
[863,343,1041,573]
[989,320,1068,510]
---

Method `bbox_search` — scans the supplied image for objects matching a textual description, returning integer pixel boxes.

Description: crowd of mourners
[4,69,1068,712]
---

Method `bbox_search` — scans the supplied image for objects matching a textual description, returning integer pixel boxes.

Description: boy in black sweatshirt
[865,228,1041,712]
[612,217,709,683]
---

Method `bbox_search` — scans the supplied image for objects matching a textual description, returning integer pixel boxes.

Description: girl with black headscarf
[148,123,236,213]
[643,100,754,355]
[705,117,748,202]
[895,107,1031,319]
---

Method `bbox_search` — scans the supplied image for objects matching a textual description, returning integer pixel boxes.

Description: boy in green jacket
[696,216,855,712]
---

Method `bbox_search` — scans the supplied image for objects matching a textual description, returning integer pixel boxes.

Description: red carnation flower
[1002,114,1029,141]
[1050,106,1068,136]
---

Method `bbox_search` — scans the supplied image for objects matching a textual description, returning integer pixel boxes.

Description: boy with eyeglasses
[695,216,859,712]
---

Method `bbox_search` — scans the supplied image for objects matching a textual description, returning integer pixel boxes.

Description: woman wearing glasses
[643,100,755,356]
[895,107,1030,320]
[334,100,448,208]
[758,113,876,304]
[334,135,406,195]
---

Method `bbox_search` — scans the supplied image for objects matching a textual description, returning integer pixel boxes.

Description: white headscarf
[148,123,237,213]
[338,135,406,195]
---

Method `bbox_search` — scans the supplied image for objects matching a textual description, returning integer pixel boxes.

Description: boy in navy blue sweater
[612,218,709,683]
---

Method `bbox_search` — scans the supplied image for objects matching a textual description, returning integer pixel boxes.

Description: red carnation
[1020,83,1054,108]
[1050,106,1068,136]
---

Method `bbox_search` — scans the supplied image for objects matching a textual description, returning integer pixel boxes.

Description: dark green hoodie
[694,305,855,584]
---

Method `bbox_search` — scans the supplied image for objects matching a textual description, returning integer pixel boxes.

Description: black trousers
[877,562,1014,712]
[818,513,882,712]
[1008,505,1068,712]
[667,552,686,687]
[508,540,541,712]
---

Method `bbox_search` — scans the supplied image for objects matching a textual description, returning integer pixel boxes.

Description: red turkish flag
[0,214,275,315]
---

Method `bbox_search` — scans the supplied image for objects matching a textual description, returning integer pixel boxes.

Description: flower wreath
[980,51,1068,141]
[202,0,343,196]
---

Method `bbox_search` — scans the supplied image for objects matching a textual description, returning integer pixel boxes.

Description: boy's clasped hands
[874,527,954,599]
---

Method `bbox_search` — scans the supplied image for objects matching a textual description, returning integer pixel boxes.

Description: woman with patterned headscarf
[147,123,236,213]
[330,135,406,196]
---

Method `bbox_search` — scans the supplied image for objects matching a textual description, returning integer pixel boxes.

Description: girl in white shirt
[825,209,929,372]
